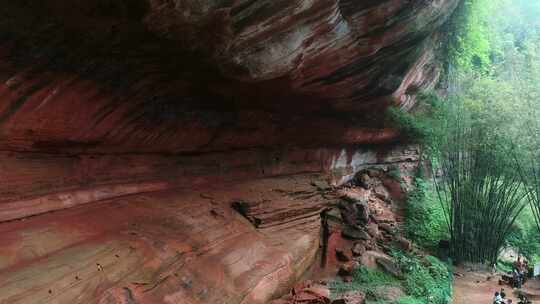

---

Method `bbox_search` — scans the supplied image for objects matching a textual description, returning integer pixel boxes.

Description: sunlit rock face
[0,1,457,303]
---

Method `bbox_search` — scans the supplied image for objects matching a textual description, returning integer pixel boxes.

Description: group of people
[512,257,529,289]
[492,257,533,304]
[493,288,510,304]
[493,289,531,304]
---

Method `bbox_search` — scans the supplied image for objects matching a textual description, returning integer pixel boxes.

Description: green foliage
[331,253,452,304]
[385,92,447,149]
[497,260,514,273]
[440,0,540,260]
[391,87,528,265]
[447,0,495,73]
[392,252,453,304]
[386,107,428,143]
[352,267,400,286]
[330,266,400,299]
[392,0,540,268]
[433,101,528,263]
[395,297,426,304]
[505,206,540,263]
[405,176,448,249]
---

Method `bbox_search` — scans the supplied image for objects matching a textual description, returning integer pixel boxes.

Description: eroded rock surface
[0,1,457,303]
[0,176,324,304]
[0,1,457,154]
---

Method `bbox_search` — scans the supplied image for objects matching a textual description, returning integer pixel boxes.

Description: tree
[432,99,528,264]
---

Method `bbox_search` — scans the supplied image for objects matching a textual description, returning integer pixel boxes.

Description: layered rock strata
[0,1,458,303]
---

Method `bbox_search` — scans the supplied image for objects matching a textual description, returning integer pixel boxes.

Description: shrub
[331,253,452,304]
[505,206,540,263]
[405,176,448,249]
[330,266,400,297]
[392,251,453,304]
[385,92,445,147]
[395,296,427,304]
[386,106,427,143]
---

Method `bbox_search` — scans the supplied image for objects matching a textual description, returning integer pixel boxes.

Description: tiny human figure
[517,258,528,285]
[494,291,503,304]
[501,291,509,304]
[514,257,523,272]
[500,288,506,299]
[513,268,522,289]
[518,294,531,304]
[523,260,530,281]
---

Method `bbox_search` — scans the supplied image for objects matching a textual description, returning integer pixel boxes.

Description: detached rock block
[351,243,366,257]
[378,223,396,234]
[373,185,391,202]
[339,188,371,205]
[376,257,402,278]
[373,286,405,302]
[367,223,380,239]
[395,237,412,251]
[338,261,356,277]
[366,169,383,178]
[356,202,370,224]
[342,226,371,241]
[331,290,366,304]
[339,199,370,227]
[358,173,375,189]
[325,208,343,222]
[275,282,332,304]
[311,180,332,191]
[335,247,352,262]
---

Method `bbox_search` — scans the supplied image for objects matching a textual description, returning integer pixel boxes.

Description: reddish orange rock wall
[0,1,457,303]
[0,176,325,304]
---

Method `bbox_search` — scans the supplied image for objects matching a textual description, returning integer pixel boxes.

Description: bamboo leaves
[432,102,528,264]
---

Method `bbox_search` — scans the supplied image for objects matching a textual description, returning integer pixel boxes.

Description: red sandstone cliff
[0,1,458,303]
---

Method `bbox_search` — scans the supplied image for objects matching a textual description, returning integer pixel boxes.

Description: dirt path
[453,269,540,304]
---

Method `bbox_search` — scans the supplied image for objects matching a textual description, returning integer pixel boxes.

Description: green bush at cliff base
[330,266,400,299]
[331,252,452,304]
[405,176,448,249]
[497,260,514,274]
[392,252,453,304]
[395,297,427,304]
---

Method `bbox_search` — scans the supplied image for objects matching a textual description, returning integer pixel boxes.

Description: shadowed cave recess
[0,1,459,303]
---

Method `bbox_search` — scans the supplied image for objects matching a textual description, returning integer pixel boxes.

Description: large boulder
[367,223,380,239]
[271,282,332,304]
[342,227,371,241]
[351,243,366,257]
[331,290,366,304]
[373,184,392,203]
[395,236,413,252]
[339,196,370,227]
[376,257,403,278]
[359,251,402,278]
[373,286,405,303]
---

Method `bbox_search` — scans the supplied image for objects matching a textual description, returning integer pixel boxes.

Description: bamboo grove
[431,101,529,263]
[421,0,540,264]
